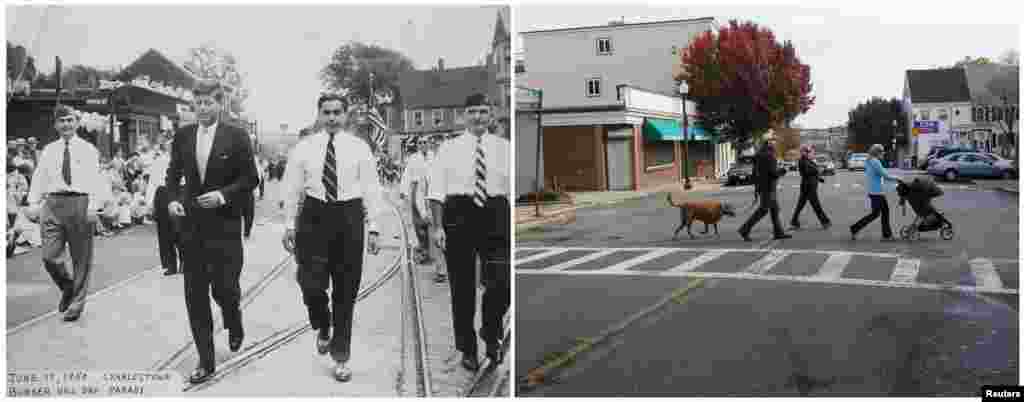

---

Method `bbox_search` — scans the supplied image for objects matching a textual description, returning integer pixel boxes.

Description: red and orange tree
[677,20,815,153]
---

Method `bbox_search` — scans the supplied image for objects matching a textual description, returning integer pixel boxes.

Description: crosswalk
[515,247,1018,295]
[716,182,983,193]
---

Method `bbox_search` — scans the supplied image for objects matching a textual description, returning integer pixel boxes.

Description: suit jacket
[165,122,259,239]
[752,150,786,194]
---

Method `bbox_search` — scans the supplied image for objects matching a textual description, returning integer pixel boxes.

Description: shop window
[644,141,675,168]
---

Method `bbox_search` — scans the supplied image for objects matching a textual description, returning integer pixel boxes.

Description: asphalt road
[516,170,1019,396]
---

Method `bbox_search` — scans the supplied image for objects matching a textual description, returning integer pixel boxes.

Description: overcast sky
[6,4,506,132]
[516,2,1020,128]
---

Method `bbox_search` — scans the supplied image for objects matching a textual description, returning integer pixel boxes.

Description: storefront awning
[643,118,712,142]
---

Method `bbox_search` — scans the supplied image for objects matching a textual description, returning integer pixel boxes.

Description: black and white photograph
[514,2,1019,397]
[6,3,511,397]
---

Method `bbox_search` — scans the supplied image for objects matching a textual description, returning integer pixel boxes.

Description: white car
[847,153,868,171]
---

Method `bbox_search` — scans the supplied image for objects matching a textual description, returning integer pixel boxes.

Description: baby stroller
[895,177,954,241]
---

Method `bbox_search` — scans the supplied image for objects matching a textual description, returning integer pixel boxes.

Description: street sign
[913,120,939,134]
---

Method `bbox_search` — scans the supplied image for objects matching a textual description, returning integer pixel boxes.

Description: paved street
[516,170,1019,396]
[6,184,507,397]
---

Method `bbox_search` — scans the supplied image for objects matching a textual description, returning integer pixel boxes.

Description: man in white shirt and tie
[25,105,111,322]
[281,93,381,382]
[428,93,510,371]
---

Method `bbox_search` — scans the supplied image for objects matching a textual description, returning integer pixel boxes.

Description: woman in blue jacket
[851,144,903,240]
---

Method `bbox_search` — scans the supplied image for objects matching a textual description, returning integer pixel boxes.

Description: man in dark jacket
[790,144,831,230]
[738,135,792,241]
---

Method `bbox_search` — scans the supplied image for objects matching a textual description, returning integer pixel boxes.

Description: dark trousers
[443,195,510,356]
[182,221,244,370]
[241,193,255,237]
[739,190,786,236]
[295,196,365,363]
[154,186,183,271]
[791,183,830,227]
[40,195,94,312]
[851,194,892,238]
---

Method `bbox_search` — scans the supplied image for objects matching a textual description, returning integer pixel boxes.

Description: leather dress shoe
[188,366,215,384]
[461,354,480,371]
[316,330,330,355]
[739,230,752,242]
[486,343,503,364]
[229,332,244,352]
[333,362,352,382]
[162,268,178,276]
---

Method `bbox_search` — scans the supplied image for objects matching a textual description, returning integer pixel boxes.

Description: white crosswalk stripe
[516,247,1017,295]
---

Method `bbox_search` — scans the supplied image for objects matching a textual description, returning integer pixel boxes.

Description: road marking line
[517,268,1019,295]
[889,258,921,283]
[969,258,1004,290]
[537,250,618,272]
[833,183,841,188]
[745,250,790,274]
[600,249,677,273]
[661,250,727,274]
[516,248,570,265]
[512,247,902,260]
[791,185,800,189]
[814,252,852,280]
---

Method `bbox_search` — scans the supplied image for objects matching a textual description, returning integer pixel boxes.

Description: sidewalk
[516,179,723,231]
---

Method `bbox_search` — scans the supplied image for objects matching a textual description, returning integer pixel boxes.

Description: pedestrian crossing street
[716,182,983,193]
[515,247,1019,295]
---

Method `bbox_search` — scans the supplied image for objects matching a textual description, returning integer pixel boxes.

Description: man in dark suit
[165,80,259,384]
[738,133,792,241]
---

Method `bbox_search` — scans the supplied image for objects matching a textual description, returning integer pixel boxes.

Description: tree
[184,43,248,114]
[984,67,1020,161]
[846,97,907,155]
[678,20,815,155]
[999,49,1020,66]
[7,41,36,82]
[320,41,415,108]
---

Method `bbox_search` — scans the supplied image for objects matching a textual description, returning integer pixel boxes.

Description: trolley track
[463,312,511,397]
[174,199,433,396]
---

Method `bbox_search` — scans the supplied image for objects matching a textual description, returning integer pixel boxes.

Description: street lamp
[679,81,692,190]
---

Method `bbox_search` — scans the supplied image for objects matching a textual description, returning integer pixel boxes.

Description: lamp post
[892,119,898,168]
[679,81,692,190]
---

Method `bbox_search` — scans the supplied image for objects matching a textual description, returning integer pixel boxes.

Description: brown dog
[667,193,737,239]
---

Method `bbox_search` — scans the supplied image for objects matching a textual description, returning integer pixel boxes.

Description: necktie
[473,135,487,208]
[198,126,210,181]
[62,139,72,186]
[323,133,338,202]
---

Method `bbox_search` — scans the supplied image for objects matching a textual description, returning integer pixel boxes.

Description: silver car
[847,153,868,171]
[927,152,1017,181]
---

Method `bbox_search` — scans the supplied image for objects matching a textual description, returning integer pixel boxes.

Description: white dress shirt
[145,153,171,207]
[403,152,433,216]
[282,129,382,232]
[27,135,111,213]
[196,121,218,182]
[427,131,509,202]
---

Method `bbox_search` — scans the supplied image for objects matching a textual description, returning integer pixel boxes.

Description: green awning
[643,118,712,142]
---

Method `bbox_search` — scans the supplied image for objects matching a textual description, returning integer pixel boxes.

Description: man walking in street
[165,80,259,384]
[790,144,831,230]
[428,93,510,371]
[281,93,381,382]
[738,134,792,241]
[146,141,183,276]
[25,105,110,322]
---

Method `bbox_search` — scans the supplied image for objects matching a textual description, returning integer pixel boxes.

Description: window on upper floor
[920,109,931,120]
[586,78,602,98]
[596,37,613,55]
[455,109,465,125]
[936,108,949,121]
[412,110,424,128]
[433,109,444,127]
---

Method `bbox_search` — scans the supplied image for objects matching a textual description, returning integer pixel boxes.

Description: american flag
[366,106,388,152]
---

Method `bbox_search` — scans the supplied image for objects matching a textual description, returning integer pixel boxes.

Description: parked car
[927,152,1017,181]
[922,145,976,170]
[814,155,836,175]
[726,156,756,186]
[847,153,868,171]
